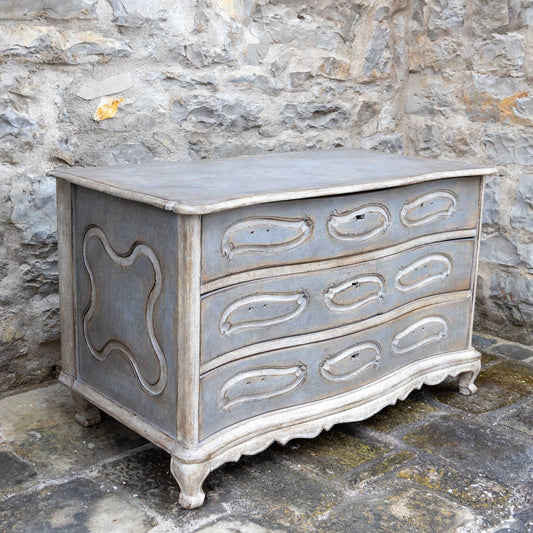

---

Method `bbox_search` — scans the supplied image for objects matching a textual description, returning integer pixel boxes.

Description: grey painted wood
[201,239,475,365]
[51,148,490,509]
[48,148,496,214]
[202,177,481,282]
[199,298,471,439]
[73,186,179,437]
[176,215,202,446]
[56,179,76,378]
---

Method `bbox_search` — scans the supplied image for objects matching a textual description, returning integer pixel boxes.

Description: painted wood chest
[49,148,497,508]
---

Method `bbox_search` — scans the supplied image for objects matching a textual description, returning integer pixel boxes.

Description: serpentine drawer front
[202,177,480,285]
[201,238,475,365]
[50,148,496,509]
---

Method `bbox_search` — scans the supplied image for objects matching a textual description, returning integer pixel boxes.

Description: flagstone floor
[0,333,531,533]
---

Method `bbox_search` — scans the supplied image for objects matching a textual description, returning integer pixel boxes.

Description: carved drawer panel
[200,239,475,365]
[202,177,480,284]
[199,298,472,439]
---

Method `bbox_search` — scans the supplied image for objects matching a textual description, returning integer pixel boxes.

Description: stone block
[480,235,520,267]
[362,393,437,433]
[282,102,347,131]
[483,177,501,226]
[484,131,533,165]
[0,25,131,64]
[408,123,443,157]
[274,425,390,479]
[472,33,525,76]
[108,0,196,32]
[462,74,530,124]
[510,174,533,233]
[405,73,455,116]
[403,415,531,484]
[0,0,97,20]
[195,518,288,533]
[172,97,263,132]
[470,0,510,36]
[396,458,514,524]
[9,173,56,245]
[319,485,475,532]
[428,0,466,34]
[358,133,404,153]
[0,478,154,533]
[0,452,37,494]
[0,383,147,477]
[364,21,392,77]
[0,100,41,163]
[477,269,533,345]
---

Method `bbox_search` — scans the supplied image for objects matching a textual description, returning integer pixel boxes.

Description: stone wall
[0,0,531,394]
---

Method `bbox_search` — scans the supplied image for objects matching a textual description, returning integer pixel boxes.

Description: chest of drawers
[50,148,496,508]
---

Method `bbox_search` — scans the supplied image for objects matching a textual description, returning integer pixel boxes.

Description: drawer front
[202,177,480,283]
[199,298,472,439]
[201,239,475,364]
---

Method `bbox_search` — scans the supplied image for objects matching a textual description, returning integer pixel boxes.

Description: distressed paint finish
[202,177,481,282]
[73,186,179,437]
[199,298,472,439]
[52,148,494,509]
[201,239,475,364]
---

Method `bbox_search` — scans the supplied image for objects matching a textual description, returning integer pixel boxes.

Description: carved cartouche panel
[327,203,391,242]
[400,190,458,227]
[219,290,310,336]
[222,216,314,259]
[319,342,381,383]
[395,253,452,292]
[392,316,448,355]
[82,225,168,396]
[218,363,307,411]
[323,275,385,312]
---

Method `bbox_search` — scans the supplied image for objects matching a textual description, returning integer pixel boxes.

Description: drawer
[199,298,471,439]
[201,239,475,364]
[201,177,481,283]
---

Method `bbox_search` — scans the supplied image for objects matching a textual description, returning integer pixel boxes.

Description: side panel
[73,186,179,437]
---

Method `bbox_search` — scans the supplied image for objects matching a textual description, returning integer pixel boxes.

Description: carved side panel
[82,226,167,396]
[327,203,390,242]
[400,190,458,227]
[218,363,307,411]
[222,216,313,259]
[74,186,179,437]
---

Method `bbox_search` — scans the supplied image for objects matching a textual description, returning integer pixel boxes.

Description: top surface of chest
[48,148,496,214]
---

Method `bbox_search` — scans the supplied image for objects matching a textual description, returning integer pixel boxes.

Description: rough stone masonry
[0,0,531,394]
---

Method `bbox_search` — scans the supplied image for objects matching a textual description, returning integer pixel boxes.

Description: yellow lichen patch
[93,97,124,121]
[499,91,528,121]
[463,89,531,125]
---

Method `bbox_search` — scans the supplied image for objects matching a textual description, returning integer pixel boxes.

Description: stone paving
[0,334,531,533]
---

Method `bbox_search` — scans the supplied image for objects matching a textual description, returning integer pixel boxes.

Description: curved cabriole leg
[458,370,478,396]
[72,390,102,427]
[170,458,210,509]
